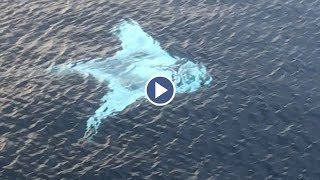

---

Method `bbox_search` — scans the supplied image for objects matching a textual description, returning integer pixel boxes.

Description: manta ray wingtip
[83,125,97,140]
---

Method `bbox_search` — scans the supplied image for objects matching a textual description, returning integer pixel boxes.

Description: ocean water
[1,0,320,179]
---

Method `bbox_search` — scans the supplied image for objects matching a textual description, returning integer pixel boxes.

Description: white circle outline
[145,75,176,106]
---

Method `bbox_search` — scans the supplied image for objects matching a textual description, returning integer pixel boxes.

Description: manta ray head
[173,61,212,93]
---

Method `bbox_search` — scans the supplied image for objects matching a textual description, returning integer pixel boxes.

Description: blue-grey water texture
[1,0,320,179]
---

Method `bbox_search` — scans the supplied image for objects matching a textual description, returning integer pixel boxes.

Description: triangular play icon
[155,82,168,98]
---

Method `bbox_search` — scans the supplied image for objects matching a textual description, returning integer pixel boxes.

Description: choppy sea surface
[1,0,320,179]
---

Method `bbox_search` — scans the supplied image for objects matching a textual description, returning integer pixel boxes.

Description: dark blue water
[1,0,320,179]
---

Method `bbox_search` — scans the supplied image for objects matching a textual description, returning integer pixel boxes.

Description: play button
[155,82,168,98]
[145,76,176,106]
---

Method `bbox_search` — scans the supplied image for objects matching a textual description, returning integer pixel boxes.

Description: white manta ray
[50,19,212,139]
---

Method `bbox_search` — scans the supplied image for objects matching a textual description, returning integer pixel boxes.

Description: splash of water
[51,19,212,139]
